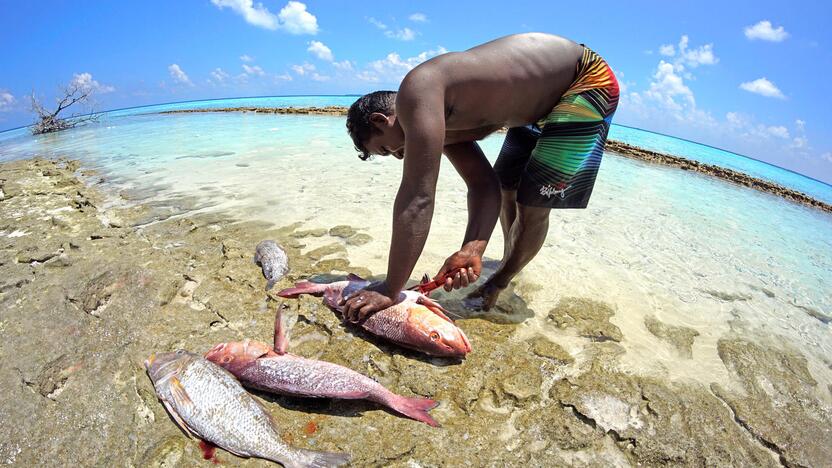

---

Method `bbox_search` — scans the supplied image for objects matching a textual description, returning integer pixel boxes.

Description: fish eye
[222,355,233,363]
[175,349,186,355]
[429,331,440,341]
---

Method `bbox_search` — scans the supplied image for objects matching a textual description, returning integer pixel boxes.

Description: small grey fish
[254,240,289,290]
[145,350,349,467]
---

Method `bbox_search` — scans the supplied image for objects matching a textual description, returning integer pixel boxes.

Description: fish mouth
[459,329,472,355]
[144,353,156,370]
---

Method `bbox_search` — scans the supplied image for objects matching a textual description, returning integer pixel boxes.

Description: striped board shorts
[494,46,619,208]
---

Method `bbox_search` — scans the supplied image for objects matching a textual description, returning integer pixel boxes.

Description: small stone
[314,258,350,272]
[306,243,346,261]
[328,225,356,238]
[547,297,623,343]
[644,315,699,358]
[530,337,574,364]
[346,233,372,246]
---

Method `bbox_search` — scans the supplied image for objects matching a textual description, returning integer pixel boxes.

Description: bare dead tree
[30,82,100,135]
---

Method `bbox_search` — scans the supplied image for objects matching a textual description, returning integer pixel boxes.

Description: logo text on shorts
[539,182,571,199]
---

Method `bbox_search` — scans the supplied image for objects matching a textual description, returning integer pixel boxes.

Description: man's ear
[369,112,390,129]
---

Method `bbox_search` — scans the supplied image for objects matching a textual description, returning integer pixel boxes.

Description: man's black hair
[346,90,397,161]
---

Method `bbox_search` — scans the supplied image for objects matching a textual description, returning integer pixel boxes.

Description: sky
[1,1,831,183]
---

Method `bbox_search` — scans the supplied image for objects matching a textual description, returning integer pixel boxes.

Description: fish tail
[385,394,441,427]
[276,281,326,298]
[281,448,350,468]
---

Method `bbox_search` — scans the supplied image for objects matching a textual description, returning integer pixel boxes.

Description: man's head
[346,90,405,161]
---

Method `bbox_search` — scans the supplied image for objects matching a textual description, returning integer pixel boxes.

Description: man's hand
[339,281,398,323]
[436,249,482,292]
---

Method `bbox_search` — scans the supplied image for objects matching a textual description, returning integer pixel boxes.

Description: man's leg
[469,203,550,310]
[499,189,518,259]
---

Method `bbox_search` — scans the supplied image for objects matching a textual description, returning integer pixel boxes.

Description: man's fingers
[444,277,453,292]
[460,269,470,288]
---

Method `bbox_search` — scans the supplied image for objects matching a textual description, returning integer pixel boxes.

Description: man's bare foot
[464,280,505,311]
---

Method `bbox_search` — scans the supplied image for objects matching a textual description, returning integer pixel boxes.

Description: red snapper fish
[205,310,440,426]
[277,274,471,358]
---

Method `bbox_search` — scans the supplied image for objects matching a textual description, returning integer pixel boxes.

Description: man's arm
[383,76,446,294]
[444,141,501,256]
[436,141,501,289]
[341,71,445,321]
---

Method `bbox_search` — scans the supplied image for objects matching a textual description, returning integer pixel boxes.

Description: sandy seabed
[0,157,830,467]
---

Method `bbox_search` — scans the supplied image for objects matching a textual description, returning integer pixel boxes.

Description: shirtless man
[341,33,619,321]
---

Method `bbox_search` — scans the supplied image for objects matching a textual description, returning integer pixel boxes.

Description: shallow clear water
[1,97,830,390]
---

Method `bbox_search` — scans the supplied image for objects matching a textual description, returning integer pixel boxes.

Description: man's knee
[516,203,550,224]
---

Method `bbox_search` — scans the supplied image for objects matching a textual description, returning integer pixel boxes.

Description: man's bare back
[404,33,584,146]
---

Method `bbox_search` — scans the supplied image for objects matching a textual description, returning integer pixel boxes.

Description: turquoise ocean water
[1,96,830,386]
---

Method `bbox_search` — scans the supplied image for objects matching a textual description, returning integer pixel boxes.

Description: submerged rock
[711,338,832,467]
[644,315,699,358]
[547,297,623,343]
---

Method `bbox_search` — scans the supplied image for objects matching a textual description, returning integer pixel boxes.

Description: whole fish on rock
[277,273,471,358]
[145,350,349,467]
[205,309,441,426]
[254,240,289,290]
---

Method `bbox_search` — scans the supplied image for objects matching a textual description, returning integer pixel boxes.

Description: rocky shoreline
[1,157,830,466]
[157,106,832,215]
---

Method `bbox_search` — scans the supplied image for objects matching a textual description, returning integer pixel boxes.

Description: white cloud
[821,152,832,163]
[359,47,447,83]
[291,62,315,76]
[791,119,809,150]
[277,1,318,34]
[211,0,278,29]
[644,60,695,111]
[212,0,318,34]
[385,27,416,41]
[311,73,330,82]
[744,20,788,42]
[168,64,193,86]
[307,40,333,61]
[210,68,230,83]
[725,111,793,142]
[739,77,785,99]
[676,35,718,67]
[70,72,115,93]
[242,64,265,76]
[659,44,675,56]
[333,60,354,71]
[0,90,14,112]
[368,17,387,30]
[275,73,293,81]
[766,125,790,139]
[409,13,427,22]
[240,54,254,62]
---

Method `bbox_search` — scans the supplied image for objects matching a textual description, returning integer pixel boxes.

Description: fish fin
[169,376,195,410]
[276,281,326,298]
[386,395,441,427]
[285,448,351,468]
[346,273,366,282]
[416,296,459,322]
[274,306,289,355]
[161,399,195,438]
[265,279,276,291]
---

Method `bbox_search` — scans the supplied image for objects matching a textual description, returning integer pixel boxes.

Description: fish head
[144,349,197,383]
[204,340,273,376]
[406,305,472,358]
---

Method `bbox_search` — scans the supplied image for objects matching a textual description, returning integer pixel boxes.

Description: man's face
[364,112,405,159]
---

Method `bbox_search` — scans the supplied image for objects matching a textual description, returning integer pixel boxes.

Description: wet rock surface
[644,315,699,358]
[711,338,832,467]
[547,297,623,343]
[0,158,829,467]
